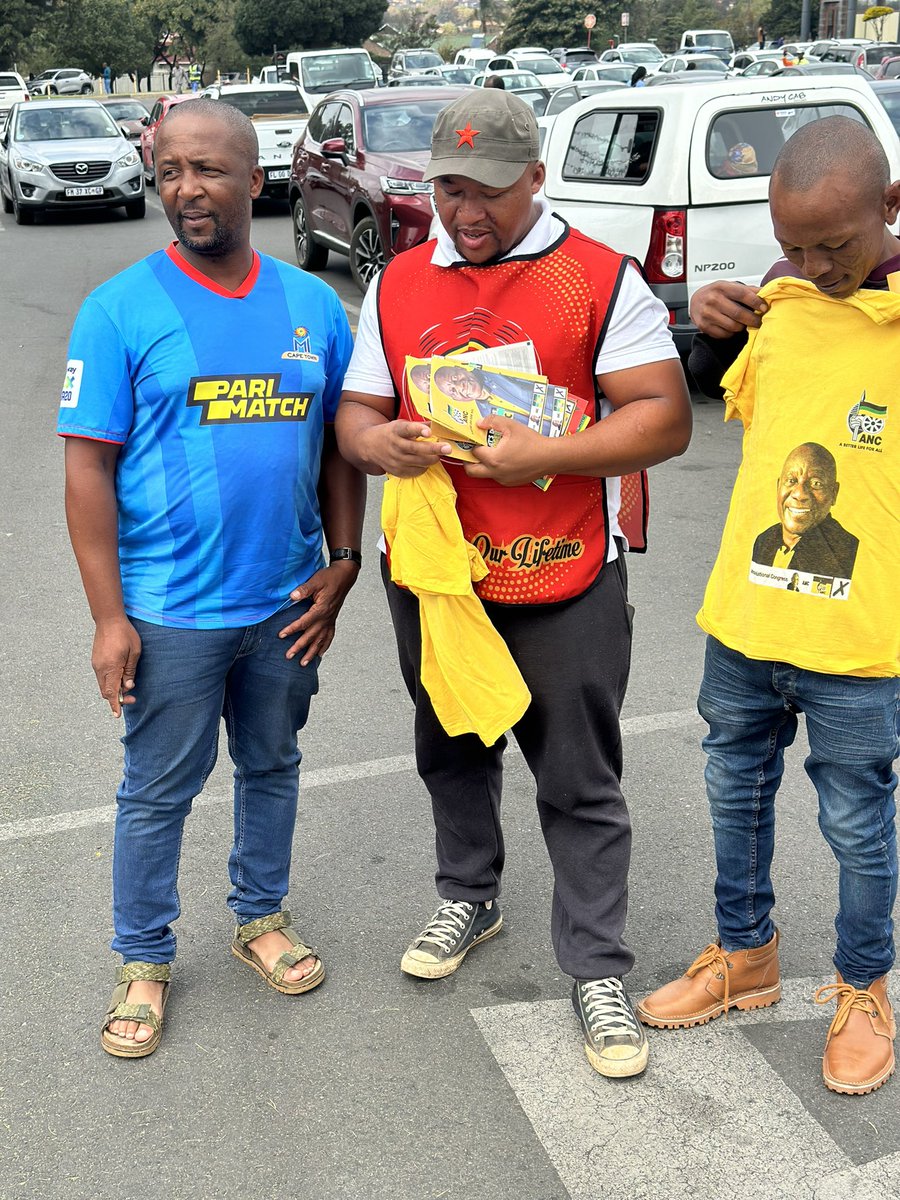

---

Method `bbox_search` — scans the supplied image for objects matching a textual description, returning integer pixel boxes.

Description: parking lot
[1,190,899,1200]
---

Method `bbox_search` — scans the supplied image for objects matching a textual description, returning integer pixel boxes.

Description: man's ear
[883,180,900,226]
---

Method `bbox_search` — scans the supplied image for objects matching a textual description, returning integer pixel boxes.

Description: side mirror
[321,136,347,159]
[140,114,150,125]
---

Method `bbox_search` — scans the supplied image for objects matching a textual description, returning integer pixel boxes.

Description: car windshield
[215,90,308,116]
[103,101,148,120]
[15,106,119,140]
[363,99,448,152]
[405,52,441,70]
[0,74,22,87]
[622,49,662,63]
[301,54,377,93]
[440,68,475,83]
[695,33,731,49]
[519,59,561,74]
[34,71,58,81]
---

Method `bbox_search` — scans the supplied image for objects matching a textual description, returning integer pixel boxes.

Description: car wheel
[125,196,146,219]
[81,83,93,94]
[1,184,12,214]
[349,216,385,293]
[49,86,58,94]
[13,192,34,225]
[292,194,328,271]
[144,157,155,187]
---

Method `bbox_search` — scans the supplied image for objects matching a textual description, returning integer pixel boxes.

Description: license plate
[65,185,104,196]
[267,169,290,181]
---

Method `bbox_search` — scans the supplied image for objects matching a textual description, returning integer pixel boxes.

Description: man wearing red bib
[337,90,692,1078]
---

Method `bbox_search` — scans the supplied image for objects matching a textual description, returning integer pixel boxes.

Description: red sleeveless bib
[376,227,649,604]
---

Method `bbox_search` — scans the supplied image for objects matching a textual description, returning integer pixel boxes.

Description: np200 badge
[696,262,736,273]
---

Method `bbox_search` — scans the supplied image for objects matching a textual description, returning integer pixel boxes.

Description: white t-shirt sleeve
[341,278,395,397]
[594,265,679,376]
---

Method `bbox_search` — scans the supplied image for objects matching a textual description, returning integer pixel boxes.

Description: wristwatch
[329,548,363,567]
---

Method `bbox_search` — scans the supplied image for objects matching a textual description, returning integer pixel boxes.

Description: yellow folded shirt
[382,463,531,746]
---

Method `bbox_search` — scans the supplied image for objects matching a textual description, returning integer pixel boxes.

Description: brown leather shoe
[816,973,896,1095]
[637,931,781,1028]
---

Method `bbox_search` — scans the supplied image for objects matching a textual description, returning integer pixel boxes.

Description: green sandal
[231,910,325,995]
[100,962,170,1059]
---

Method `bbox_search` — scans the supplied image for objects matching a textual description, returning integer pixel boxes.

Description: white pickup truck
[199,83,309,198]
[541,76,900,354]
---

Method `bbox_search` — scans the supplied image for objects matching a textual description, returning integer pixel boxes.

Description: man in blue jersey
[59,100,365,1058]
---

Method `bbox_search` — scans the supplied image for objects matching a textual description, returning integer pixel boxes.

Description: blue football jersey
[58,247,352,629]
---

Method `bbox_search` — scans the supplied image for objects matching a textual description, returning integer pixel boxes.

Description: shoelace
[814,981,890,1038]
[580,978,640,1037]
[416,900,475,952]
[686,942,733,1015]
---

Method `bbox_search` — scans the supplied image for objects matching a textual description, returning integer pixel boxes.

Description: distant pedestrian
[188,62,202,92]
[102,63,111,94]
[484,74,506,89]
[757,25,766,49]
[630,66,648,87]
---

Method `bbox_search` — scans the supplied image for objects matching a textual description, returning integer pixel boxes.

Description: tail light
[644,208,686,283]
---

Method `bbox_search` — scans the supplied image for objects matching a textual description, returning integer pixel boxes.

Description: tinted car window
[334,103,355,152]
[362,100,449,152]
[707,103,870,177]
[308,100,340,142]
[0,74,22,87]
[104,100,149,120]
[563,110,659,182]
[217,90,308,116]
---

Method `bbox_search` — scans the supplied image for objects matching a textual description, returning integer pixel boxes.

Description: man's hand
[357,419,452,477]
[690,281,768,338]
[464,417,549,487]
[279,562,360,666]
[92,616,141,717]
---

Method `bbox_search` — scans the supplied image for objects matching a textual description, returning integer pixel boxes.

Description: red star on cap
[455,122,480,149]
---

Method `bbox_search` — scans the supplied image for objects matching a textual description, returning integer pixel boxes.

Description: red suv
[139,94,192,186]
[289,85,466,292]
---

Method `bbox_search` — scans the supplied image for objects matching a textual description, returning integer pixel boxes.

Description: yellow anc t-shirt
[698,277,900,678]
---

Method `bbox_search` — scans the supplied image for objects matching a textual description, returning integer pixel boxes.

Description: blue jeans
[698,636,899,988]
[112,603,319,963]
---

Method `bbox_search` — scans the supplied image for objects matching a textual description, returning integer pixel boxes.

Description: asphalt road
[1,192,898,1200]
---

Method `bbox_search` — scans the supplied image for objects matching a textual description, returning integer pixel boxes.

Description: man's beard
[175,212,237,256]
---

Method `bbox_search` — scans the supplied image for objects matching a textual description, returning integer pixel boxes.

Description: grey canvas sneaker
[400,899,503,979]
[573,977,649,1077]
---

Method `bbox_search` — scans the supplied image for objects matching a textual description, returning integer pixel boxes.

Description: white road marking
[472,975,900,1200]
[0,708,703,843]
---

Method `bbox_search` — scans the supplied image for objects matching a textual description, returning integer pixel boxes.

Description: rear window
[563,109,660,182]
[0,74,22,88]
[865,45,900,65]
[215,90,308,117]
[707,103,870,178]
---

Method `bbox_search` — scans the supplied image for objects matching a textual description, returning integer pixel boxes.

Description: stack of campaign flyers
[404,350,590,491]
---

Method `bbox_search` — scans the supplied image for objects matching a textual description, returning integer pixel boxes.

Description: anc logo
[187,375,314,424]
[847,392,887,446]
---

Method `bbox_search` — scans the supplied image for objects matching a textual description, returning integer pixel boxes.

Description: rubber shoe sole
[400,914,503,979]
[637,981,782,1029]
[824,1056,896,1096]
[584,1036,649,1079]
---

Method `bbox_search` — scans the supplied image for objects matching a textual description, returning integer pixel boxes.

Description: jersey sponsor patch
[187,374,315,424]
[60,359,84,409]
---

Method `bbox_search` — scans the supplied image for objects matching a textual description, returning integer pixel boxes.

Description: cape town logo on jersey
[187,375,314,424]
[845,392,887,451]
[281,325,319,362]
